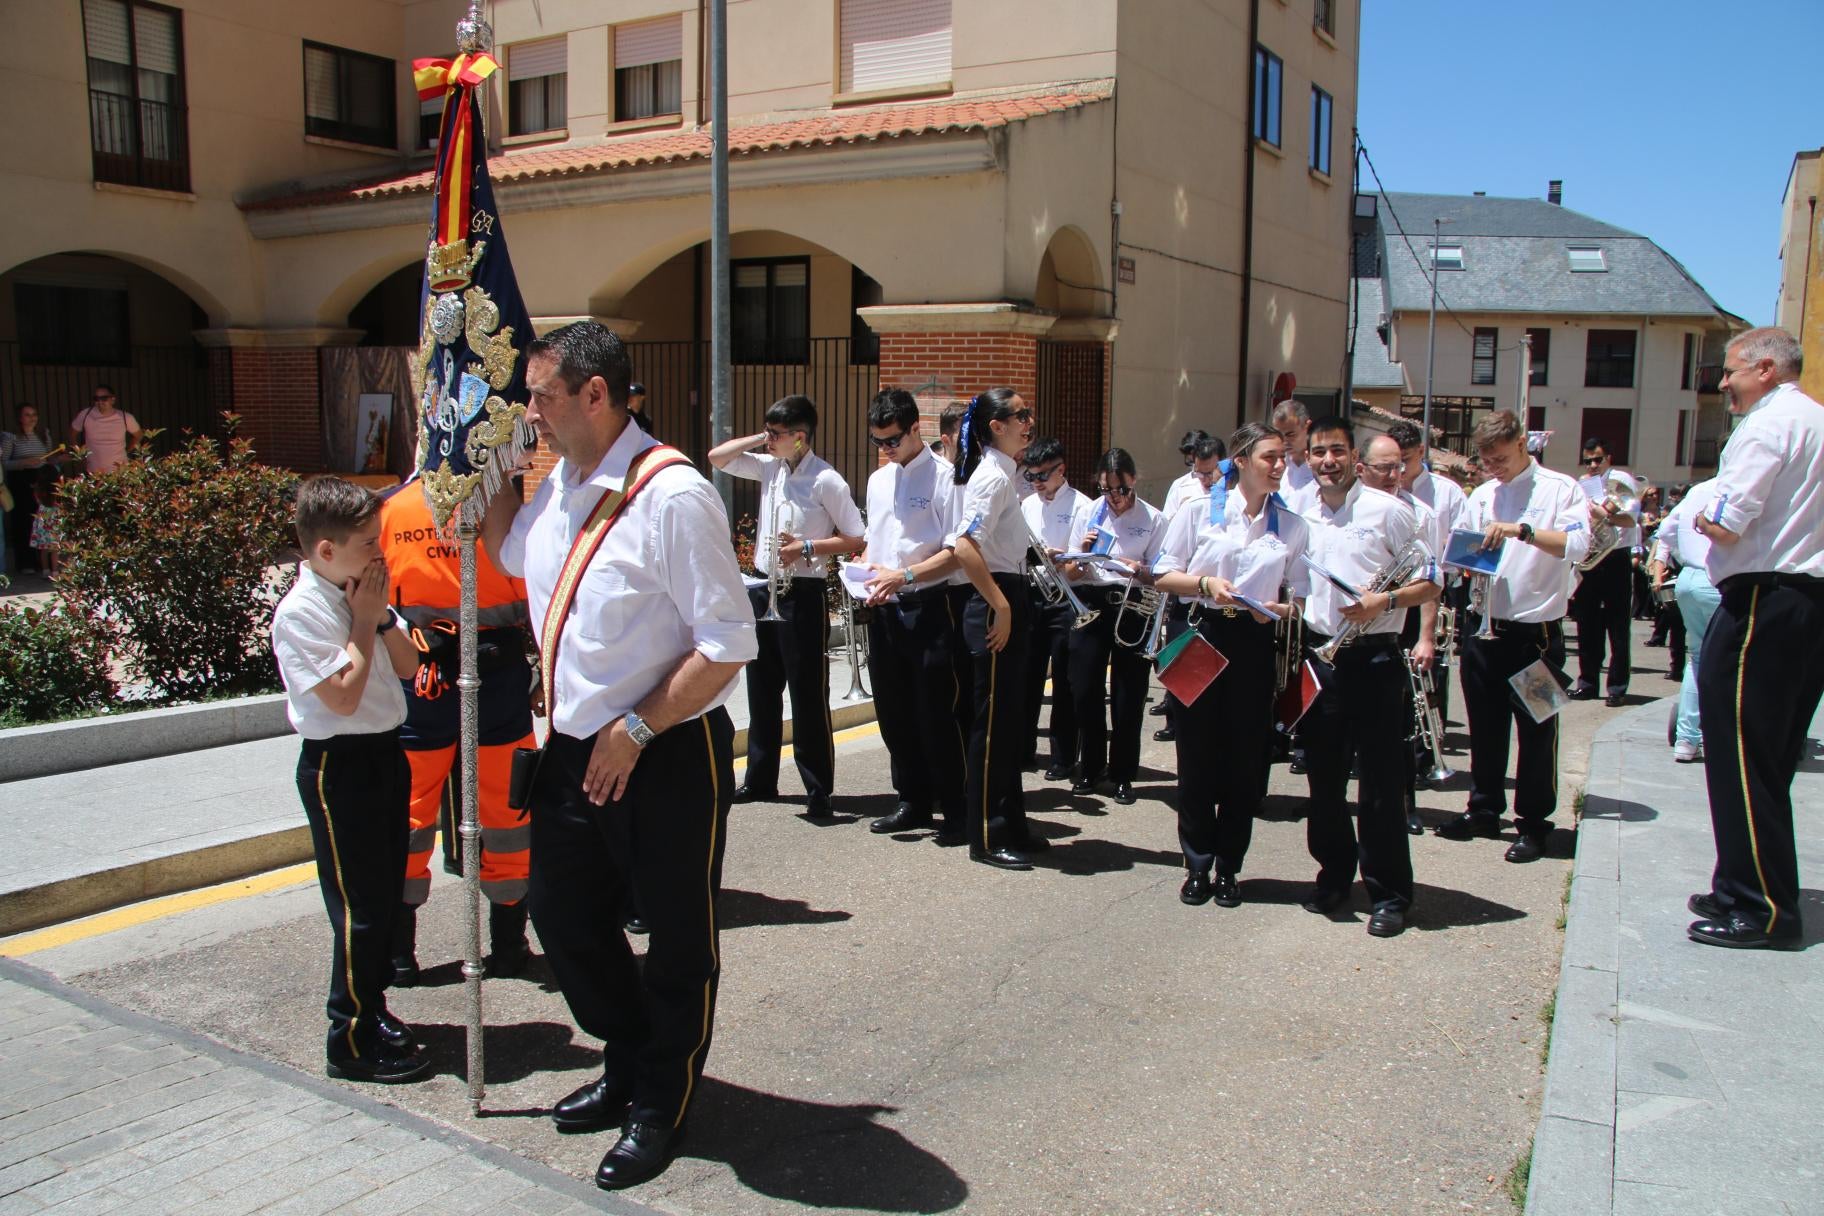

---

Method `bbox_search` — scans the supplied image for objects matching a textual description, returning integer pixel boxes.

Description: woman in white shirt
[947,388,1040,870]
[1152,422,1309,908]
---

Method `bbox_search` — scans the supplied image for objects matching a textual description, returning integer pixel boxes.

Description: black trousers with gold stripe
[529,709,735,1128]
[963,574,1032,851]
[295,731,410,1064]
[868,586,968,824]
[1461,618,1565,838]
[744,579,833,801]
[1697,576,1824,937]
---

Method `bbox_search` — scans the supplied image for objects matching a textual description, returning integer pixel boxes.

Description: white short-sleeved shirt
[1023,484,1092,553]
[946,447,1027,576]
[272,563,408,740]
[1156,487,1311,608]
[864,444,964,586]
[1161,470,1204,522]
[1410,469,1467,537]
[1704,382,1824,582]
[1462,458,1593,623]
[1284,459,1317,496]
[722,449,865,578]
[499,424,758,739]
[1069,494,1167,587]
[1652,479,1717,572]
[1301,482,1427,639]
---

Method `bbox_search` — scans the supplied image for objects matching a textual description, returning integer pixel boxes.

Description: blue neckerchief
[1091,499,1115,554]
[1216,490,1281,535]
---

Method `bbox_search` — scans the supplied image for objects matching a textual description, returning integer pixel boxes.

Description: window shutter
[304,44,338,120]
[510,36,566,81]
[83,0,131,64]
[615,17,682,69]
[133,6,179,75]
[734,264,769,291]
[840,0,951,94]
[773,262,808,289]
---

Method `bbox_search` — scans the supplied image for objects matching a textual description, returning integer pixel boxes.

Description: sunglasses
[869,431,909,450]
[764,428,798,441]
[1101,484,1135,499]
[1022,464,1062,483]
[1007,408,1034,423]
[92,394,115,402]
[1582,456,1606,466]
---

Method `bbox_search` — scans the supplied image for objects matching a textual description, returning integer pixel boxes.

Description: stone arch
[0,247,229,329]
[314,244,429,331]
[1034,224,1103,318]
[586,223,889,319]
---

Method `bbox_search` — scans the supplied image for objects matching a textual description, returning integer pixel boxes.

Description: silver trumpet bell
[1026,524,1099,629]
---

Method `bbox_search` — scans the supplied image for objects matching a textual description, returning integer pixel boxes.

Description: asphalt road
[26,620,1682,1215]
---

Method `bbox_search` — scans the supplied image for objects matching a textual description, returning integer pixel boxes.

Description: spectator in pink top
[70,384,140,475]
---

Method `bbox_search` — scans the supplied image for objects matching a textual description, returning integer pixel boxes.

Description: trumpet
[1274,597,1303,693]
[1407,654,1454,784]
[1314,539,1432,664]
[1026,524,1099,630]
[840,592,869,701]
[759,495,788,623]
[1113,573,1166,652]
[1468,572,1495,640]
[1434,604,1457,659]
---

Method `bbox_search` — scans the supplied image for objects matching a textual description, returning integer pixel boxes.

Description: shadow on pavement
[1580,795,1659,823]
[1410,882,1527,931]
[720,889,853,930]
[413,1019,603,1085]
[683,1076,968,1212]
[1034,837,1180,876]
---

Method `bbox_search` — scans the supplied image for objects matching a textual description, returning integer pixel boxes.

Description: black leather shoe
[1301,887,1348,915]
[327,1045,432,1084]
[805,796,834,819]
[1367,905,1407,938]
[375,1011,416,1053]
[1568,684,1598,701]
[1434,813,1502,842]
[1112,781,1137,805]
[1504,834,1547,863]
[1670,665,1685,681]
[1687,892,1726,921]
[1212,874,1241,907]
[1288,754,1307,775]
[1687,916,1800,951]
[553,1076,632,1132]
[595,1120,684,1189]
[933,829,967,847]
[622,915,649,936]
[1605,692,1628,708]
[1043,764,1073,781]
[731,784,776,804]
[1153,727,1176,742]
[969,846,1032,871]
[871,804,933,834]
[485,939,531,978]
[1406,811,1425,836]
[1149,700,1169,716]
[1070,776,1100,795]
[1180,874,1212,905]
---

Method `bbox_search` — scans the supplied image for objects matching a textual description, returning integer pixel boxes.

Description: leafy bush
[0,599,117,726]
[53,418,299,701]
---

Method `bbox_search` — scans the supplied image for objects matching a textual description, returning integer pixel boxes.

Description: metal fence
[89,90,190,193]
[0,342,217,444]
[1036,339,1108,495]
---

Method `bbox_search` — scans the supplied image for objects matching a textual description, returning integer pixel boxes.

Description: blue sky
[1356,0,1823,326]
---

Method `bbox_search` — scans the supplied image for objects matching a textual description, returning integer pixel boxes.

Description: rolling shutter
[840,0,951,94]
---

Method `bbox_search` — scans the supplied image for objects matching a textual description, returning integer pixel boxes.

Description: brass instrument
[1407,654,1454,784]
[1468,572,1495,640]
[1314,540,1432,664]
[1273,597,1303,693]
[1025,522,1099,629]
[1575,469,1640,573]
[759,493,789,623]
[840,591,870,701]
[1113,573,1166,652]
[1434,604,1457,660]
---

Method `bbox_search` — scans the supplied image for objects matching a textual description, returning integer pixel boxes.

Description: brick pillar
[194,328,360,471]
[859,303,1056,438]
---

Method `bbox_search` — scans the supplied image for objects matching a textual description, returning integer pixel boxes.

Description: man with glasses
[1568,437,1641,707]
[857,389,969,838]
[709,395,864,817]
[1020,437,1090,779]
[1272,399,1318,511]
[1684,327,1824,950]
[1155,433,1228,741]
[70,384,141,475]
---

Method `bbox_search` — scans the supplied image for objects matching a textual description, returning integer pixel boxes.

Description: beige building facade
[1777,149,1824,402]
[2,0,1360,504]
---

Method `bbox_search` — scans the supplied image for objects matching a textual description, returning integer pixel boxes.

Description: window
[1675,409,1691,466]
[1526,405,1547,435]
[840,0,951,95]
[732,258,809,365]
[418,93,443,150]
[850,267,883,365]
[1567,245,1606,272]
[82,0,189,191]
[1471,327,1498,386]
[1526,327,1550,386]
[1314,0,1336,36]
[1681,332,1695,390]
[1309,86,1332,174]
[1252,46,1282,146]
[614,18,682,121]
[303,42,396,149]
[1580,407,1632,466]
[508,36,567,135]
[1585,329,1637,389]
[1429,243,1463,271]
[15,283,131,366]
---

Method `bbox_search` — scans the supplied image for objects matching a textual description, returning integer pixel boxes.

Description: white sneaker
[1673,740,1703,763]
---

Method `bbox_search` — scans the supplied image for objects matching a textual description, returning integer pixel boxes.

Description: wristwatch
[903,567,918,586]
[623,711,655,748]
[1518,522,1535,545]
[377,607,400,634]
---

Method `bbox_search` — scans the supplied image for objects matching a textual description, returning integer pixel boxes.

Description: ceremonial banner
[410,47,535,528]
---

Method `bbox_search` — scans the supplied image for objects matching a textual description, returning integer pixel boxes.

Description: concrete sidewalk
[1528,700,1824,1214]
[0,659,873,935]
[0,957,643,1214]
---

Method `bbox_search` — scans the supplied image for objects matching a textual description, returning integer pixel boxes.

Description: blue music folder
[1442,528,1502,575]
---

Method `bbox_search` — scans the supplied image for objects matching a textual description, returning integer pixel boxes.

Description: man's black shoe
[1212,874,1241,908]
[1153,727,1176,743]
[804,796,835,819]
[327,1045,432,1084]
[969,846,1033,871]
[1670,664,1685,681]
[1504,834,1547,863]
[1687,916,1800,951]
[1687,892,1727,921]
[1070,777,1100,795]
[375,1011,416,1053]
[730,784,776,804]
[1149,700,1169,716]
[1288,754,1307,775]
[1643,635,1666,648]
[595,1120,684,1189]
[1434,813,1502,842]
[1043,763,1073,781]
[486,939,531,978]
[553,1076,632,1132]
[1301,887,1348,916]
[1112,781,1137,805]
[1180,874,1212,905]
[1568,684,1599,701]
[1367,905,1407,938]
[933,829,967,847]
[871,804,933,834]
[622,915,649,936]
[1605,692,1628,708]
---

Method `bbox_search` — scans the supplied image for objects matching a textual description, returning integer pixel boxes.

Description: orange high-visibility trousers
[403,733,535,906]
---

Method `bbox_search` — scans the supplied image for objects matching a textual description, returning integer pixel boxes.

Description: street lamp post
[1421,216,1447,464]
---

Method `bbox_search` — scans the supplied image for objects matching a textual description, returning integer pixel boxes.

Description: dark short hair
[1193,435,1226,462]
[1178,429,1211,456]
[1582,435,1608,455]
[526,321,632,406]
[765,394,818,435]
[1094,447,1137,485]
[1471,409,1524,449]
[295,475,381,549]
[93,383,116,398]
[1386,420,1423,451]
[868,388,919,433]
[1022,436,1065,467]
[939,401,968,437]
[1306,415,1355,448]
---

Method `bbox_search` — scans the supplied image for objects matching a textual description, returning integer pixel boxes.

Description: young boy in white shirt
[272,476,429,1083]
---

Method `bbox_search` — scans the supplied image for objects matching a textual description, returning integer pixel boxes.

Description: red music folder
[1274,659,1322,734]
[1155,629,1228,706]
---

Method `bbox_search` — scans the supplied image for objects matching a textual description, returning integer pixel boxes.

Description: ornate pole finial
[456,1,492,54]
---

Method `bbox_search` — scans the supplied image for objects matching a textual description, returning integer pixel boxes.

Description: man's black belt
[1304,631,1403,652]
[1463,613,1561,638]
[1718,572,1824,593]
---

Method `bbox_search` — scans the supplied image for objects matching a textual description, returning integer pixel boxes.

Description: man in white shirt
[1019,436,1091,779]
[858,389,967,837]
[482,322,757,1188]
[1273,399,1318,511]
[1434,410,1590,863]
[709,396,865,816]
[1391,420,1468,727]
[1569,437,1641,706]
[1686,327,1824,950]
[1298,419,1439,936]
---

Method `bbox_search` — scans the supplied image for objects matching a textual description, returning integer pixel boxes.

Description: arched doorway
[1034,227,1111,480]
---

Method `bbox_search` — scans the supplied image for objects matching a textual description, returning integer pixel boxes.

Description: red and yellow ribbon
[413,53,500,248]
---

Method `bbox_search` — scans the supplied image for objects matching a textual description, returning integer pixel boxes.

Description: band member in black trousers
[1154,433,1227,743]
[1019,437,1091,778]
